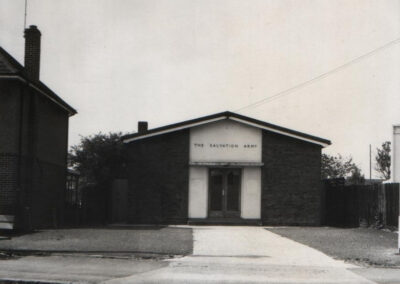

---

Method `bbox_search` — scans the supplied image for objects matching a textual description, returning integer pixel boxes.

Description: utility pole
[369,144,372,180]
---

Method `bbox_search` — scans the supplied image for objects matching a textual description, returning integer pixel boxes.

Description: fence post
[381,184,387,227]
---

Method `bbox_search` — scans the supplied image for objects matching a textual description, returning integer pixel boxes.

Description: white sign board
[189,119,262,163]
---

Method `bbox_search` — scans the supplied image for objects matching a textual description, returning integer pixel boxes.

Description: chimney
[138,121,148,133]
[24,25,41,81]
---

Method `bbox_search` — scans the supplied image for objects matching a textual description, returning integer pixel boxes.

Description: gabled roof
[122,111,331,147]
[0,46,77,116]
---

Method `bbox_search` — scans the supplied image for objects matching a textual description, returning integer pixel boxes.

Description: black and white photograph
[0,0,400,283]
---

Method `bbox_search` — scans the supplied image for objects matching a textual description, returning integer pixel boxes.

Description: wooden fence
[385,183,399,227]
[324,181,399,228]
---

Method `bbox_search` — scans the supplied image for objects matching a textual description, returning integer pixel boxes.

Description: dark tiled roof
[0,46,76,115]
[122,111,332,146]
[0,48,19,74]
[0,60,13,73]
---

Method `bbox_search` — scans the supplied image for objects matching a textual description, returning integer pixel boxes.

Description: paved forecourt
[106,226,374,283]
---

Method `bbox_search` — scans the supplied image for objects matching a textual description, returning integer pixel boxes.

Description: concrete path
[106,226,375,283]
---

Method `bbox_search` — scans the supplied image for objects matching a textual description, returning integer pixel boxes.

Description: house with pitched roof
[122,111,331,225]
[0,25,76,230]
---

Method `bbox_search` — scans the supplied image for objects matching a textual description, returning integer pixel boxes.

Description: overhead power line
[235,37,400,112]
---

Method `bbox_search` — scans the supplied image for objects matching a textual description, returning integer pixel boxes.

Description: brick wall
[261,130,322,225]
[30,159,66,228]
[0,81,20,216]
[0,79,70,229]
[0,81,20,153]
[34,93,69,166]
[0,154,18,214]
[125,129,189,224]
[29,92,69,228]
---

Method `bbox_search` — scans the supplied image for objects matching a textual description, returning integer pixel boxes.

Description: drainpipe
[14,82,26,230]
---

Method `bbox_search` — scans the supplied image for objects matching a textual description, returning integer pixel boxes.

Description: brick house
[0,25,76,230]
[122,111,331,225]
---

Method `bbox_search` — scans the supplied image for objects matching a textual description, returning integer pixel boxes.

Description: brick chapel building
[121,111,331,225]
[0,26,76,230]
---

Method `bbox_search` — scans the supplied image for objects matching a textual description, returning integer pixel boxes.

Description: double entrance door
[208,168,241,218]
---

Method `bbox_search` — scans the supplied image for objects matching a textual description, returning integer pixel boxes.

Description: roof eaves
[33,80,77,116]
[0,46,77,116]
[123,111,331,147]
[121,111,228,140]
[122,113,228,142]
[229,112,331,145]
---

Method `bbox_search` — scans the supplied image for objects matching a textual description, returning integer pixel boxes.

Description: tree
[321,153,364,183]
[68,132,128,223]
[347,167,365,185]
[322,154,357,178]
[68,132,127,186]
[375,141,391,180]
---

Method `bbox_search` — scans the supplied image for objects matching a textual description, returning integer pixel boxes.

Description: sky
[0,0,399,178]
